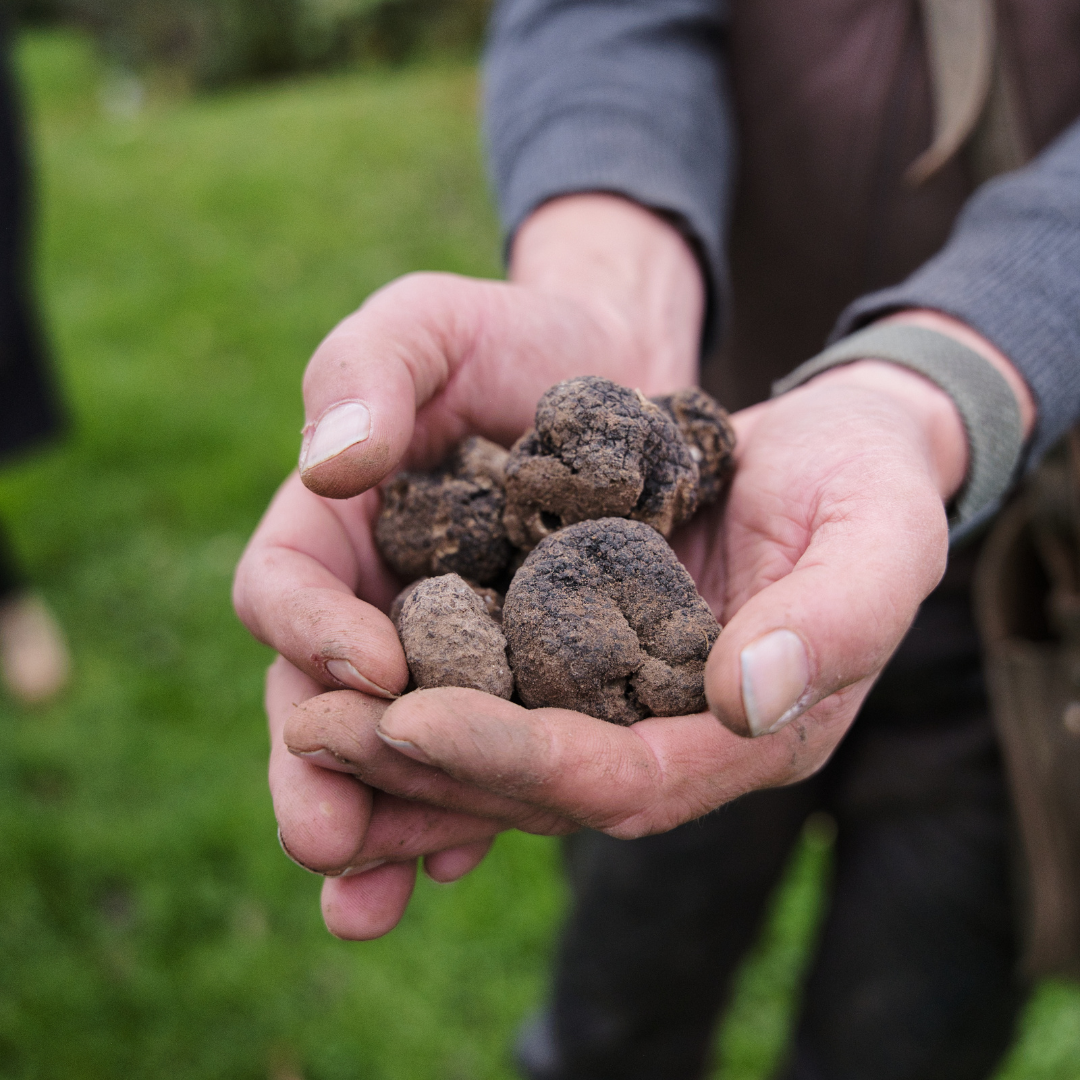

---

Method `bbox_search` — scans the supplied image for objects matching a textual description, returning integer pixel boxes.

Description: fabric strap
[772,324,1025,537]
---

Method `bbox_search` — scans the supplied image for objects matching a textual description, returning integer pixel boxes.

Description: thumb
[706,483,949,738]
[299,272,487,498]
[298,272,599,499]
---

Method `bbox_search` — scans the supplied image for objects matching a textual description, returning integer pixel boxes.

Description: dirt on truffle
[651,387,736,507]
[503,518,720,724]
[390,577,504,627]
[503,376,698,549]
[376,436,513,585]
[394,574,513,699]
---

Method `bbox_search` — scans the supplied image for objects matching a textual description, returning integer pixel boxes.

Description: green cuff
[772,324,1024,537]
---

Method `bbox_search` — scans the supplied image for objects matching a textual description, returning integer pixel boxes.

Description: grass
[0,28,1077,1080]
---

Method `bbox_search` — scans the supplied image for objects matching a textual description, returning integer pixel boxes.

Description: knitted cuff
[771,324,1024,540]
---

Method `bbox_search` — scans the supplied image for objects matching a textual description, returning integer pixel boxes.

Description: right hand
[233,195,706,937]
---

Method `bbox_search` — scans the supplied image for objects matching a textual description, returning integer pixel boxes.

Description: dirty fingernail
[278,827,318,874]
[300,401,371,472]
[292,747,357,774]
[332,859,387,878]
[740,629,810,736]
[325,658,398,699]
[375,728,432,765]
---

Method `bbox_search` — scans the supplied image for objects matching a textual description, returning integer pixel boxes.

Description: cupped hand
[235,195,704,937]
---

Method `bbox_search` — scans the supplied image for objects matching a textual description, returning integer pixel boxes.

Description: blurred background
[0,4,1078,1078]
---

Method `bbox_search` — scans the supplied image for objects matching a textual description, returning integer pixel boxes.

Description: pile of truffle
[376,376,735,725]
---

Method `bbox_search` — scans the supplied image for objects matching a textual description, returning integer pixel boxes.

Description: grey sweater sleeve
[482,0,734,332]
[835,116,1080,472]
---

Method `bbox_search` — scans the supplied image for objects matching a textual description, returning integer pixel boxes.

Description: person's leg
[782,566,1024,1080]
[0,20,69,707]
[518,781,820,1080]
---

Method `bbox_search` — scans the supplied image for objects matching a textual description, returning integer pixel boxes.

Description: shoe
[0,591,71,704]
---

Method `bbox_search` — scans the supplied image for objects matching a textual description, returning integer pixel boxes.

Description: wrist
[879,309,1036,439]
[806,359,969,501]
[509,194,705,392]
[774,314,1034,534]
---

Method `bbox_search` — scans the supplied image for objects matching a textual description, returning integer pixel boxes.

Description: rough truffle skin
[651,388,736,507]
[376,436,512,585]
[503,519,720,724]
[503,376,698,549]
[390,577,503,627]
[395,574,514,699]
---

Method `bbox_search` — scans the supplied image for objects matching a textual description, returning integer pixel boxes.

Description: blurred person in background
[0,11,69,705]
[234,2,1080,1078]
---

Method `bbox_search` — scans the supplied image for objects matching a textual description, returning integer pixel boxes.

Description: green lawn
[0,29,1077,1080]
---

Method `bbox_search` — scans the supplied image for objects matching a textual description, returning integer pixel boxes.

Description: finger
[424,840,495,883]
[297,272,619,499]
[706,460,948,738]
[299,274,522,497]
[285,688,575,835]
[320,860,418,940]
[374,687,832,838]
[234,474,409,693]
[267,656,375,874]
[272,661,513,876]
[353,790,503,869]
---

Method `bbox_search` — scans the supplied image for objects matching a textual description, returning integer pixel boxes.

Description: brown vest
[703,0,1080,410]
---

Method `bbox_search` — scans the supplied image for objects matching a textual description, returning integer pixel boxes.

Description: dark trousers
[525,549,1025,1080]
[0,19,64,600]
[0,15,64,464]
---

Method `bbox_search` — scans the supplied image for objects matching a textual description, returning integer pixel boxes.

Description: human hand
[234,195,705,936]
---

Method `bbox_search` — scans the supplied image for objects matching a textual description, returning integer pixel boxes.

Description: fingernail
[740,630,811,736]
[278,827,319,874]
[292,747,357,774]
[375,727,432,765]
[279,827,380,879]
[300,401,371,472]
[325,659,399,699]
[336,859,387,878]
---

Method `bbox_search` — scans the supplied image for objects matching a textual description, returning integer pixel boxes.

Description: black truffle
[503,376,698,549]
[651,387,736,507]
[503,518,720,725]
[394,574,513,699]
[390,576,504,627]
[376,436,512,585]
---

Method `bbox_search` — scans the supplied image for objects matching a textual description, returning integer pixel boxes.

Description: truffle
[394,574,513,699]
[390,577,504,627]
[503,518,720,725]
[651,387,736,507]
[503,376,698,549]
[376,436,512,585]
